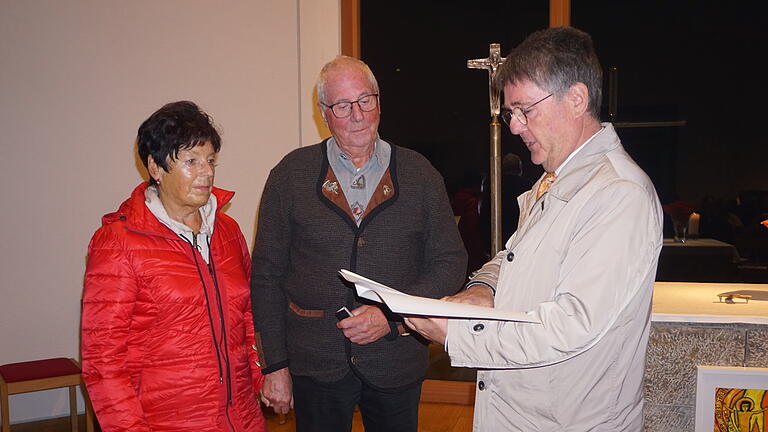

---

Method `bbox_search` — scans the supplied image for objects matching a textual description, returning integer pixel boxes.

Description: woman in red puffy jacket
[81,101,266,432]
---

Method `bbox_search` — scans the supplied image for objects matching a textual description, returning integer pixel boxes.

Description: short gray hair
[316,56,379,105]
[496,26,602,119]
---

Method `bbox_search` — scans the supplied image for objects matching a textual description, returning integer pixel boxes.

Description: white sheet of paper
[339,269,540,323]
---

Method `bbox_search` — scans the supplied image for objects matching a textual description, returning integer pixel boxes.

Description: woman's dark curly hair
[137,101,221,184]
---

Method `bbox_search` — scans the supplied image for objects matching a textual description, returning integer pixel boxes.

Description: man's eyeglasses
[322,94,379,119]
[500,93,553,126]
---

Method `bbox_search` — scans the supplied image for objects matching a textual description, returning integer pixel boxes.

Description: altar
[644,282,768,431]
[655,238,741,282]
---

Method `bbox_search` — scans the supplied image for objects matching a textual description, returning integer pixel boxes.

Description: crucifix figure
[468,43,506,116]
[468,43,506,254]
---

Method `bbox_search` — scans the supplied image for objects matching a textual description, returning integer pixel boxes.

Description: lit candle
[688,212,700,239]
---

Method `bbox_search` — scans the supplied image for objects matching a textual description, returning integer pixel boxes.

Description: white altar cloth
[652,282,768,325]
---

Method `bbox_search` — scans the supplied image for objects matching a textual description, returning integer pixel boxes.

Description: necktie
[536,172,556,200]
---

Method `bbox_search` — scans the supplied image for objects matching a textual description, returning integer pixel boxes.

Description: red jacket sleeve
[81,228,152,432]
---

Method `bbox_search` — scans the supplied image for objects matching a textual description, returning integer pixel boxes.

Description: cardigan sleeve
[237,228,265,390]
[250,166,291,374]
[406,161,468,299]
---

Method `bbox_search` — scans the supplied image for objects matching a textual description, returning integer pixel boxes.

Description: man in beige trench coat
[406,26,663,431]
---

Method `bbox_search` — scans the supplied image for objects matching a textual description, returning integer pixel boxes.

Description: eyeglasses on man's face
[500,93,553,126]
[322,94,379,119]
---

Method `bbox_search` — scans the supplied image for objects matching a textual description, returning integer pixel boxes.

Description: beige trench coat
[446,124,663,431]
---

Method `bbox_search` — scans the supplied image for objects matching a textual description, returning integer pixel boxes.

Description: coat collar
[102,181,234,239]
[535,123,620,203]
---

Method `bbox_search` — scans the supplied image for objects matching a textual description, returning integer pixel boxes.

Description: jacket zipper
[187,235,226,384]
[124,225,228,384]
[206,236,233,406]
[188,235,235,432]
[125,224,235,431]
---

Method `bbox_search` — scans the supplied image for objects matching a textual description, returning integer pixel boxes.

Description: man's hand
[336,305,390,344]
[444,284,494,307]
[260,367,293,414]
[403,316,448,346]
[403,285,493,346]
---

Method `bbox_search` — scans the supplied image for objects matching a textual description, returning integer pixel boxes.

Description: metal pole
[467,44,506,256]
[490,115,503,254]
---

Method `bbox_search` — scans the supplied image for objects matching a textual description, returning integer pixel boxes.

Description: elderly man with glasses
[405,27,663,431]
[250,56,467,432]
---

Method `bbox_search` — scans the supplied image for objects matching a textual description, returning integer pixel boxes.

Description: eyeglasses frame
[501,93,554,126]
[321,93,380,119]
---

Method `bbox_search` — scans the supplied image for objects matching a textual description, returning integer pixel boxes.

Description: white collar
[144,185,216,237]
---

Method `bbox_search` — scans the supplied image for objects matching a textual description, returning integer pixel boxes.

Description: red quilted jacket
[81,182,266,432]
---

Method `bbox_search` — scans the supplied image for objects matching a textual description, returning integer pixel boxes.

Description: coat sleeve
[447,180,661,368]
[407,163,468,299]
[250,167,291,374]
[81,228,152,432]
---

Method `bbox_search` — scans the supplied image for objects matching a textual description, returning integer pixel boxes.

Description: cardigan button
[473,323,485,332]
[350,355,359,365]
[478,381,485,390]
[506,251,515,262]
[357,237,366,247]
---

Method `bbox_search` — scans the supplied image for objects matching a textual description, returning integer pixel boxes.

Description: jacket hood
[101,182,235,234]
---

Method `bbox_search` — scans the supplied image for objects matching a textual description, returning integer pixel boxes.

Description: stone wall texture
[644,322,766,431]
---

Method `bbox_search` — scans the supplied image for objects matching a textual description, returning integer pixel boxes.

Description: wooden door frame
[341,0,360,57]
[342,0,570,59]
[550,0,571,27]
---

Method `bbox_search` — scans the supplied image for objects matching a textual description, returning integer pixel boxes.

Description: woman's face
[149,141,217,214]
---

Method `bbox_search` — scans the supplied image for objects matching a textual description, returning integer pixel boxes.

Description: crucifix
[468,43,506,254]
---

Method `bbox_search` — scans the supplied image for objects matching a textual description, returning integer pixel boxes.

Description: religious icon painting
[713,388,767,432]
[695,366,768,432]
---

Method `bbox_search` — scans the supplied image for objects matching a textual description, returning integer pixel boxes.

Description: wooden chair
[0,357,94,432]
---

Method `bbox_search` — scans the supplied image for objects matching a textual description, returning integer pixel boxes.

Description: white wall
[299,0,337,144]
[0,0,339,423]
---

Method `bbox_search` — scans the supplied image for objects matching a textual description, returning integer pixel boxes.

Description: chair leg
[82,385,95,432]
[69,385,78,432]
[1,383,10,432]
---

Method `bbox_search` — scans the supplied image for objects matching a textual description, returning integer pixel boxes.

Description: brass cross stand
[468,43,506,254]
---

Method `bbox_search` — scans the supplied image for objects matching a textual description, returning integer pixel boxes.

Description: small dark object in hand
[335,306,353,320]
